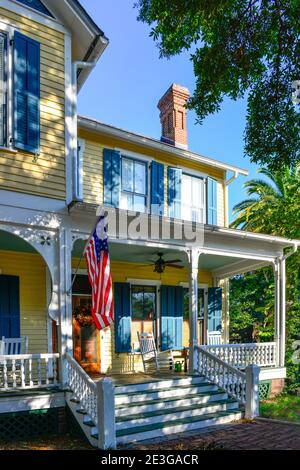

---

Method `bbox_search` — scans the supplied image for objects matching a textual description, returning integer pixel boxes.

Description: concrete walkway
[126,419,300,450]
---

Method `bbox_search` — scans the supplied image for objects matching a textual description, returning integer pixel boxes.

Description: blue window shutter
[14,31,40,153]
[0,275,20,338]
[114,282,131,353]
[151,161,164,215]
[161,285,183,350]
[168,167,182,219]
[207,177,217,225]
[103,149,121,207]
[207,287,222,332]
[17,1,54,18]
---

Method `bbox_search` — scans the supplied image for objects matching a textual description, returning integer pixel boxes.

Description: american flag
[84,215,114,330]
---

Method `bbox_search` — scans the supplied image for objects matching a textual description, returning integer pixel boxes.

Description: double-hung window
[181,173,205,223]
[131,285,157,348]
[0,32,7,148]
[120,156,147,212]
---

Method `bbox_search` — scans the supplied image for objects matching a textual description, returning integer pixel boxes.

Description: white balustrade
[202,342,277,368]
[0,353,59,391]
[66,353,116,449]
[66,353,98,425]
[197,346,260,418]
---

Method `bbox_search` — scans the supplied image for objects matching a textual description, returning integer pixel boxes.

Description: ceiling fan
[143,252,184,274]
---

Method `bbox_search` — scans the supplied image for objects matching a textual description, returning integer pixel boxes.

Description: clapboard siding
[79,131,226,225]
[0,250,48,353]
[0,7,66,200]
[82,140,104,205]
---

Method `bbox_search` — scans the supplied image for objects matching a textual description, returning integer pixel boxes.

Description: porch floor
[90,371,190,386]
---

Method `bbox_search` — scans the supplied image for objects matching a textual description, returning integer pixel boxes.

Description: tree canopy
[136,0,300,170]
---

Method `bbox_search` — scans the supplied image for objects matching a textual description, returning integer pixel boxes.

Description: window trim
[120,154,149,213]
[0,23,14,150]
[180,282,208,344]
[127,279,160,351]
[181,171,206,224]
[0,31,8,148]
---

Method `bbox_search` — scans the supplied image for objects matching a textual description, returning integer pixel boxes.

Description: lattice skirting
[0,408,66,441]
[259,380,271,400]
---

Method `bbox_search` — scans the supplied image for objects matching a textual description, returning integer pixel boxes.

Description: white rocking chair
[137,332,174,373]
[207,331,222,345]
[1,336,29,355]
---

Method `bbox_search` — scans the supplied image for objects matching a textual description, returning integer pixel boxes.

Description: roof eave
[77,116,249,177]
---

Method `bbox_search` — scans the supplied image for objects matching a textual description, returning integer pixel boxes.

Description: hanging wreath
[73,305,94,327]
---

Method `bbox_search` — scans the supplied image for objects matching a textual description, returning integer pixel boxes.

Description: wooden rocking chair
[137,332,174,373]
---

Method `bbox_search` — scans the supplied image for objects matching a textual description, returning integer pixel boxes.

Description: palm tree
[230,165,300,239]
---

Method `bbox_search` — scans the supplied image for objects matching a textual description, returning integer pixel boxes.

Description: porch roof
[70,206,300,278]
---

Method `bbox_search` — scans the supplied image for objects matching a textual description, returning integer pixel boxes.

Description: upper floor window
[120,156,147,212]
[0,33,7,148]
[16,0,54,18]
[181,173,205,223]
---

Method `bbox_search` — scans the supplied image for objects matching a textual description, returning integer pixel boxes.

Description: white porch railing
[0,353,59,391]
[66,353,98,426]
[196,346,260,418]
[66,353,116,449]
[202,342,277,368]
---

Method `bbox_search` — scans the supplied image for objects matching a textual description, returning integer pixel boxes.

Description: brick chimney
[157,83,190,149]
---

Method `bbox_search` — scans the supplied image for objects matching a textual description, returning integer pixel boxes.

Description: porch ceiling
[0,230,35,254]
[72,239,251,272]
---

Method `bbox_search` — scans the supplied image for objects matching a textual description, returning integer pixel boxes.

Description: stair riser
[116,392,228,416]
[66,393,98,448]
[116,412,243,444]
[116,402,239,430]
[115,385,218,405]
[115,376,206,395]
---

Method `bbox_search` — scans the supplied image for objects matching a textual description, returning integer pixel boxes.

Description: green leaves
[136,0,300,169]
[230,167,300,389]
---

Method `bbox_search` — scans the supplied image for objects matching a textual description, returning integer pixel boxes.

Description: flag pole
[66,214,102,296]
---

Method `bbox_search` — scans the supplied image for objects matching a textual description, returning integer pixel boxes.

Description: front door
[0,275,20,338]
[72,294,100,373]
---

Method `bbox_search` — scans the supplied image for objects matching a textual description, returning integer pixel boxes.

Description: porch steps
[114,375,244,445]
[66,375,244,447]
[65,391,98,447]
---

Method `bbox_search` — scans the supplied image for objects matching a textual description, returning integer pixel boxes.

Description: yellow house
[0,0,298,448]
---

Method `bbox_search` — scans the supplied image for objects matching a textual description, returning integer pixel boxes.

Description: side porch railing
[196,346,260,419]
[202,342,277,368]
[65,353,116,449]
[0,353,60,391]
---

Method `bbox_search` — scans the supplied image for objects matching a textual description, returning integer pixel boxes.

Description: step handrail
[65,353,116,449]
[196,346,259,419]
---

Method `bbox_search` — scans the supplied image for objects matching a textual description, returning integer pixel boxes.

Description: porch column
[58,226,73,386]
[188,248,201,374]
[279,257,286,368]
[274,259,281,367]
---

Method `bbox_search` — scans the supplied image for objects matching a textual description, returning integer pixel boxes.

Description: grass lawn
[260,394,300,423]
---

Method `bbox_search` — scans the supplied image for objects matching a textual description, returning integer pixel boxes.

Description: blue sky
[78,0,262,220]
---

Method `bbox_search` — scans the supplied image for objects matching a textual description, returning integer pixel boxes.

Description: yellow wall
[0,8,66,200]
[0,250,48,353]
[78,130,226,225]
[72,257,213,374]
